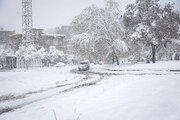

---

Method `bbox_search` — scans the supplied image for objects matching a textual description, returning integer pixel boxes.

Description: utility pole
[22,0,33,46]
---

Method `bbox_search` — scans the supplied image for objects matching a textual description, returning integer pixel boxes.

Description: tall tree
[71,0,128,65]
[123,0,180,63]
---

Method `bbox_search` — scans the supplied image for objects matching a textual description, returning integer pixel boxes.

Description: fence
[16,58,43,68]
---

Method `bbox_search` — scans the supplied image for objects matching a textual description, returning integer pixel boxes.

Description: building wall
[8,28,65,51]
[32,28,43,48]
[9,34,22,51]
[0,30,15,45]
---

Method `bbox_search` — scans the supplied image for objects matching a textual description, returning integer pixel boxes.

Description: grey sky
[0,0,179,33]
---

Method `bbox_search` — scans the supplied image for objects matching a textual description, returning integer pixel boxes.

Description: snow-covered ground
[0,66,84,96]
[0,61,180,120]
[90,61,180,75]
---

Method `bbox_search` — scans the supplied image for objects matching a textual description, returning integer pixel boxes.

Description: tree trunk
[113,49,119,65]
[115,55,120,65]
[151,44,156,63]
[112,56,115,64]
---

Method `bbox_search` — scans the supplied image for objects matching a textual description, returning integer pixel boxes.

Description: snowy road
[0,67,104,115]
[0,61,180,120]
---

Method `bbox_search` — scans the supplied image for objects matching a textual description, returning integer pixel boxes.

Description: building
[9,34,22,52]
[0,30,15,45]
[41,34,65,50]
[8,28,66,52]
[32,28,44,48]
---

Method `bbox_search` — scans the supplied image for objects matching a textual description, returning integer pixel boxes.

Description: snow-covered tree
[16,45,40,60]
[70,33,94,62]
[123,0,180,63]
[46,46,64,64]
[0,45,14,59]
[72,5,103,34]
[71,0,128,65]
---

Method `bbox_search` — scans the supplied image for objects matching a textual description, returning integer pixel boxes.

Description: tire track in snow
[0,71,104,115]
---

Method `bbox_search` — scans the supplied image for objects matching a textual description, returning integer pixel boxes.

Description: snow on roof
[0,30,15,33]
[32,28,44,30]
[9,33,22,37]
[42,34,65,37]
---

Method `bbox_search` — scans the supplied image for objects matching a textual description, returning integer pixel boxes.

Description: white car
[78,60,90,71]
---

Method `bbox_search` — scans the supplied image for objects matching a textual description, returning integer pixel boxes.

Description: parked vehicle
[78,60,90,71]
[172,52,180,60]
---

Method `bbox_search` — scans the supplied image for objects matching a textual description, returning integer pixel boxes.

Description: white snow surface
[0,66,82,96]
[54,62,66,67]
[90,61,180,74]
[0,61,180,120]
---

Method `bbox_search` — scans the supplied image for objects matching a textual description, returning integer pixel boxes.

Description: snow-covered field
[0,66,84,96]
[0,61,180,120]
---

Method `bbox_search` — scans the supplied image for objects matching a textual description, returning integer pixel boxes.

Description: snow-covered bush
[15,45,70,67]
[16,45,40,60]
[54,62,66,67]
[45,46,66,65]
[15,45,45,68]
[0,45,14,59]
[41,46,73,66]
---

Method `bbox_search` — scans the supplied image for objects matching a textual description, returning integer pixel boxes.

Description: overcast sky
[0,0,180,33]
